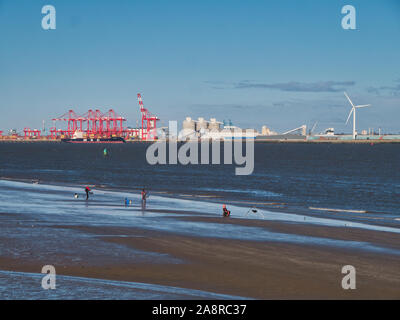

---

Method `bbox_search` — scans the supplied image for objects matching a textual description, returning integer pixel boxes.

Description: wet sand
[1,220,400,299]
[0,179,400,299]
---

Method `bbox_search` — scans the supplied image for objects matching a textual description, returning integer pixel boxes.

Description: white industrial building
[180,117,258,141]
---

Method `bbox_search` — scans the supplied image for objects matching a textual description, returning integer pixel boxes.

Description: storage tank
[182,117,196,131]
[261,125,271,135]
[208,118,221,131]
[196,117,208,131]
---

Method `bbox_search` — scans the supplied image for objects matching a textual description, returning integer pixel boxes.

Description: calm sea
[0,142,399,216]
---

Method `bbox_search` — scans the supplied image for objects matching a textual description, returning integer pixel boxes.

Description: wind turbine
[344,92,371,139]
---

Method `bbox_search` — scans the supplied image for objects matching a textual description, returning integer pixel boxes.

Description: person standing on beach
[85,186,91,200]
[222,204,231,217]
[141,188,148,208]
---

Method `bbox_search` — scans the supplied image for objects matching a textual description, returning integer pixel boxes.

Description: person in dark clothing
[141,188,148,208]
[222,204,230,217]
[85,186,91,200]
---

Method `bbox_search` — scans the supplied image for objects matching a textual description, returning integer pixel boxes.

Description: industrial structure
[180,117,258,141]
[344,92,371,140]
[1,91,400,143]
[1,93,159,142]
[137,93,159,141]
[50,108,131,140]
[180,117,224,140]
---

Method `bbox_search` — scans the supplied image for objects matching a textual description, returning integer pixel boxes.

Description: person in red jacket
[222,204,230,217]
[85,186,91,200]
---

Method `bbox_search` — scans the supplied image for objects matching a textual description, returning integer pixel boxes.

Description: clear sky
[0,0,399,134]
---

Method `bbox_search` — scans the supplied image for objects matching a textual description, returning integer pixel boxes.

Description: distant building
[181,117,257,141]
[201,126,258,140]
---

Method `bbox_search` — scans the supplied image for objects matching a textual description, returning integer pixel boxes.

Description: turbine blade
[355,104,371,108]
[345,107,354,124]
[344,92,355,108]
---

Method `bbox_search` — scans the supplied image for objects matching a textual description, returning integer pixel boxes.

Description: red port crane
[137,93,159,141]
[52,110,81,137]
[102,109,126,137]
[52,108,127,138]
[50,95,159,140]
[23,128,41,139]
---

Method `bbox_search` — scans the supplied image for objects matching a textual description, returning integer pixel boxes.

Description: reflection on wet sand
[1,179,400,299]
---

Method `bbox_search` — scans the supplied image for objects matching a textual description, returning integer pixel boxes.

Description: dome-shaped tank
[196,117,208,131]
[261,125,271,135]
[183,117,196,131]
[208,118,221,131]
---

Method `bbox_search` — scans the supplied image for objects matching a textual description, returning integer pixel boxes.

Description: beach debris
[245,207,264,219]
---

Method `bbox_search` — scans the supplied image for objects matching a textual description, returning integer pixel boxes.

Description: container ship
[61,131,126,143]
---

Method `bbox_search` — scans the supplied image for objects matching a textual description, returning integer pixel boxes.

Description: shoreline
[1,176,399,230]
[1,179,400,299]
[1,139,400,144]
[1,223,400,299]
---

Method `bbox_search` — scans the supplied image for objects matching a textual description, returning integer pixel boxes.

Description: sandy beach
[1,0,400,305]
[0,179,399,299]
[1,223,400,299]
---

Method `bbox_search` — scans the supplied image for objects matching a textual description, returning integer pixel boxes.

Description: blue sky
[0,0,399,133]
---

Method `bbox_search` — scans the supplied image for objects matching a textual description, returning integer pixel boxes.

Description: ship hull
[61,137,126,144]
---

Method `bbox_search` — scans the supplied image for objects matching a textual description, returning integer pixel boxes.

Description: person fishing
[141,188,148,208]
[85,186,91,200]
[222,204,231,217]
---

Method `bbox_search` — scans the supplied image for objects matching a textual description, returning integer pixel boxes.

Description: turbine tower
[344,92,371,140]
